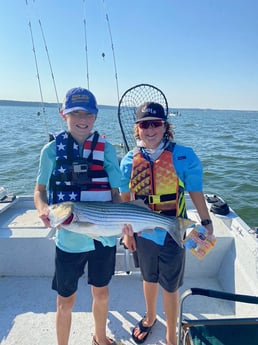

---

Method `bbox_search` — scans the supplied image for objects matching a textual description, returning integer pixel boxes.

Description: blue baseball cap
[61,87,98,115]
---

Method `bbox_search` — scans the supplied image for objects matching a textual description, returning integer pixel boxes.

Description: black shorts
[52,241,116,297]
[135,233,185,293]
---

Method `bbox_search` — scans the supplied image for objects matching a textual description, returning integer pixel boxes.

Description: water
[0,105,257,228]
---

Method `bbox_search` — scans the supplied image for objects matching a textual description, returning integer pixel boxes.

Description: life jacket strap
[136,193,177,205]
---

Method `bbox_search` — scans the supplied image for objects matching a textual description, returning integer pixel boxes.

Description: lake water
[0,105,257,228]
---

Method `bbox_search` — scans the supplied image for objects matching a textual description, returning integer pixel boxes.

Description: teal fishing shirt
[119,143,203,245]
[36,139,121,253]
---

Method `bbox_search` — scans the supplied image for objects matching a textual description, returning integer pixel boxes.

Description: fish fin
[178,218,196,231]
[72,221,95,227]
[128,199,150,210]
[166,228,183,247]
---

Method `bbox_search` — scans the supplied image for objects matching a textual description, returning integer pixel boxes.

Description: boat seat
[178,288,258,345]
[181,318,258,345]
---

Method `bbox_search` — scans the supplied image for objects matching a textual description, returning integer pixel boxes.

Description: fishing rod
[30,1,62,113]
[82,0,120,102]
[25,0,49,138]
[25,0,63,133]
[101,0,120,104]
[83,0,90,89]
[38,19,61,111]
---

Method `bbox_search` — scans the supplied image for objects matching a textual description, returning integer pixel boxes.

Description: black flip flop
[92,337,117,345]
[132,318,157,344]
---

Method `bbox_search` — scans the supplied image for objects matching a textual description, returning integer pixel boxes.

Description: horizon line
[0,99,257,113]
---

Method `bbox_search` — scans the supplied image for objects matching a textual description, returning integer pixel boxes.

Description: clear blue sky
[0,0,257,110]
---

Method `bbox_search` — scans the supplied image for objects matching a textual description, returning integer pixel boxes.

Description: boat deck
[0,274,242,345]
[0,195,257,344]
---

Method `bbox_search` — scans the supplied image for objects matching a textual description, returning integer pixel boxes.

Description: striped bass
[48,200,195,247]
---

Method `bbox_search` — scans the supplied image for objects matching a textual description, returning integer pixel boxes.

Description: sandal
[132,318,157,344]
[92,336,117,345]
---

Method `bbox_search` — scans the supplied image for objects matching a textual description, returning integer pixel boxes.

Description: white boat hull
[0,194,257,345]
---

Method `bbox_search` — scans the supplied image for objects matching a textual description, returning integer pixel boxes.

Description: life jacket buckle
[148,194,161,204]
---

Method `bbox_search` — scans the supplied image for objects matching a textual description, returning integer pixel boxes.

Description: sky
[0,0,258,110]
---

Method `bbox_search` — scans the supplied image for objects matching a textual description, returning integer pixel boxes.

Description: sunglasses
[138,120,164,129]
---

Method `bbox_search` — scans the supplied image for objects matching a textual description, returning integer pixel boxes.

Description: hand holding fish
[123,234,137,252]
[122,224,134,236]
[121,224,136,252]
[38,205,52,228]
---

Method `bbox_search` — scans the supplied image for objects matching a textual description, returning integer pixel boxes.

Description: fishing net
[118,83,168,152]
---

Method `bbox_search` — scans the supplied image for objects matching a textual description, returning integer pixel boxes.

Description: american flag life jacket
[130,142,187,218]
[49,130,112,204]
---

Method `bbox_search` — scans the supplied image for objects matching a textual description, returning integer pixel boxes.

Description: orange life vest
[130,145,187,217]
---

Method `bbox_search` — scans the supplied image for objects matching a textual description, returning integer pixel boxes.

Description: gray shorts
[52,241,116,297]
[135,233,185,292]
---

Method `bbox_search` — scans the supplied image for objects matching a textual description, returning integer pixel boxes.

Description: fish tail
[167,218,195,248]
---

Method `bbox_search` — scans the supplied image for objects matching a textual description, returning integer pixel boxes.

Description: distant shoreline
[0,100,115,109]
[0,100,257,112]
[0,100,58,107]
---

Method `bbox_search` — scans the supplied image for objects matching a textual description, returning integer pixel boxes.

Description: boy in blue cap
[34,87,122,345]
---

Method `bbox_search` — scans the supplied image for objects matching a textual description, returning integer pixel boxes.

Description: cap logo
[142,106,157,114]
[70,94,89,103]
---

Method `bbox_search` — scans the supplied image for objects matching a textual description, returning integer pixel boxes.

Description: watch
[201,219,212,226]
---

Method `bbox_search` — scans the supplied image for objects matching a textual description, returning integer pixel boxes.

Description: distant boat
[169,110,182,116]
